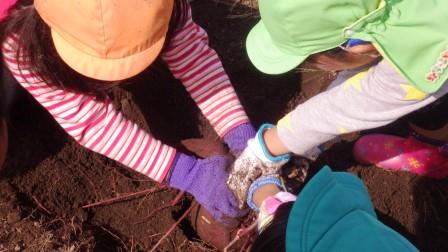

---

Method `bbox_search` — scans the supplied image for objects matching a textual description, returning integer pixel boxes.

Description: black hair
[250,201,294,252]
[0,55,5,119]
[0,0,189,101]
[407,94,448,130]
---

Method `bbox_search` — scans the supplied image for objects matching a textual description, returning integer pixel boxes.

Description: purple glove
[167,153,247,223]
[223,122,256,156]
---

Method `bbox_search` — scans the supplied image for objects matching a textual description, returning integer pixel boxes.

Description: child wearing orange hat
[0,0,255,224]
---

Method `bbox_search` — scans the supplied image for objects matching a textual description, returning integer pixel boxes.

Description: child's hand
[227,124,290,208]
[168,154,248,223]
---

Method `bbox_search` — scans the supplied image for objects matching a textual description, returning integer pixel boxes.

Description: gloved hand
[167,153,247,223]
[223,122,256,157]
[227,124,291,208]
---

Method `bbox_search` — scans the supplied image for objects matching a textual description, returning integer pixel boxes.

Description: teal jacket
[286,166,418,252]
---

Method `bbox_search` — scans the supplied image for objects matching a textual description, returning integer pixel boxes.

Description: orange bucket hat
[34,0,174,81]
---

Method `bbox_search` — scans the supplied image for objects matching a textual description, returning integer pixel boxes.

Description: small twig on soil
[130,236,134,252]
[82,185,166,209]
[239,235,252,252]
[148,201,197,252]
[78,168,101,200]
[147,233,162,239]
[177,239,188,252]
[70,216,79,234]
[135,191,153,212]
[134,191,185,225]
[223,221,258,252]
[100,226,128,251]
[110,171,118,196]
[22,209,38,221]
[169,236,177,251]
[135,184,175,212]
[32,196,51,215]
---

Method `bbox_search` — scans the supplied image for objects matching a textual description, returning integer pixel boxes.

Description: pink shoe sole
[354,134,448,179]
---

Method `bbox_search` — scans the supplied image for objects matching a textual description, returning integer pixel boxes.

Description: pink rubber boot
[353,134,448,179]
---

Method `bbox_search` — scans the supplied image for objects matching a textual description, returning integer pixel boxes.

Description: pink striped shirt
[2,5,249,182]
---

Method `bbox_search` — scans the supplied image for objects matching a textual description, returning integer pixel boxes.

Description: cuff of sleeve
[256,124,291,162]
[247,176,283,212]
[166,153,196,189]
[223,122,256,153]
[223,122,256,140]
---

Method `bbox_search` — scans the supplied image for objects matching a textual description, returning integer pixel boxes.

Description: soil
[1,1,448,252]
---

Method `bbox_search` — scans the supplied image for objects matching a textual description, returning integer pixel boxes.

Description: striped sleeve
[2,36,176,182]
[161,5,249,137]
